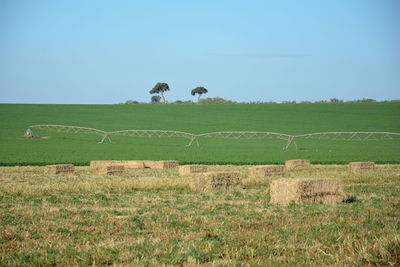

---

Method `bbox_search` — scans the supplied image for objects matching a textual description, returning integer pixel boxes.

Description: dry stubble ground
[0,165,399,266]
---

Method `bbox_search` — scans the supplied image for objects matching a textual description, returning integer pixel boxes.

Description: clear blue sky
[0,0,399,104]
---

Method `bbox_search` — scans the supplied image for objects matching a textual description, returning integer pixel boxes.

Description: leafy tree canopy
[191,86,208,101]
[150,82,170,94]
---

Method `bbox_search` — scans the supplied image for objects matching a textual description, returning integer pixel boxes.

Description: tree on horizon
[149,82,170,103]
[191,86,208,101]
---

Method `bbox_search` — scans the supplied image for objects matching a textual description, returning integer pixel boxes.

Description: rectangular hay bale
[96,165,124,175]
[190,172,241,192]
[248,165,286,178]
[179,165,208,175]
[46,164,75,175]
[118,161,145,168]
[285,159,311,170]
[349,161,375,172]
[90,160,144,168]
[270,178,343,206]
[143,160,179,169]
[90,160,117,168]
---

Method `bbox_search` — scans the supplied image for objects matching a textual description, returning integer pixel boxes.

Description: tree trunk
[160,92,166,103]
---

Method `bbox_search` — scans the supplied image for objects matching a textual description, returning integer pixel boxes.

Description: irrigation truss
[24,125,194,145]
[24,125,400,150]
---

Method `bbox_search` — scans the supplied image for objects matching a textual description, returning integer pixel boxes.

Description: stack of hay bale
[89,160,179,170]
[95,165,124,175]
[142,160,179,169]
[90,160,143,169]
[190,172,241,192]
[270,178,343,205]
[244,160,344,206]
[179,165,208,176]
[348,161,374,172]
[46,164,75,175]
[90,160,125,175]
[181,164,242,192]
[248,165,286,178]
[117,161,144,168]
[285,159,311,170]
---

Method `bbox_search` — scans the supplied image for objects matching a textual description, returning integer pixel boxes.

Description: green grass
[0,165,399,266]
[0,102,399,165]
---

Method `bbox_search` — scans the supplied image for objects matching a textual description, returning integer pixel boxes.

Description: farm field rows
[0,164,399,265]
[0,102,399,165]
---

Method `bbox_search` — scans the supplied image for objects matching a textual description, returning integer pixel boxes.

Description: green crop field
[0,102,399,166]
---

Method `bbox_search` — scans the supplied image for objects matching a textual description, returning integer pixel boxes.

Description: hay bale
[143,160,179,169]
[349,161,375,172]
[46,164,75,175]
[270,178,344,206]
[285,159,311,170]
[179,165,208,176]
[90,160,117,168]
[118,161,144,168]
[190,172,241,192]
[248,165,286,178]
[95,165,124,175]
[90,160,144,168]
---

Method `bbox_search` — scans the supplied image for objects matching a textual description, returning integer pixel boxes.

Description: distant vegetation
[122,97,398,105]
[125,82,393,104]
[151,95,161,103]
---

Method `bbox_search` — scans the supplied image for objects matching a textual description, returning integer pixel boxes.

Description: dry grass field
[1,165,399,266]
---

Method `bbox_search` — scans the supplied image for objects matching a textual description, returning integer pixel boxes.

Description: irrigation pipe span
[24,125,400,150]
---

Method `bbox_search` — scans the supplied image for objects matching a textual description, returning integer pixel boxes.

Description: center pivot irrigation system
[23,124,400,150]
